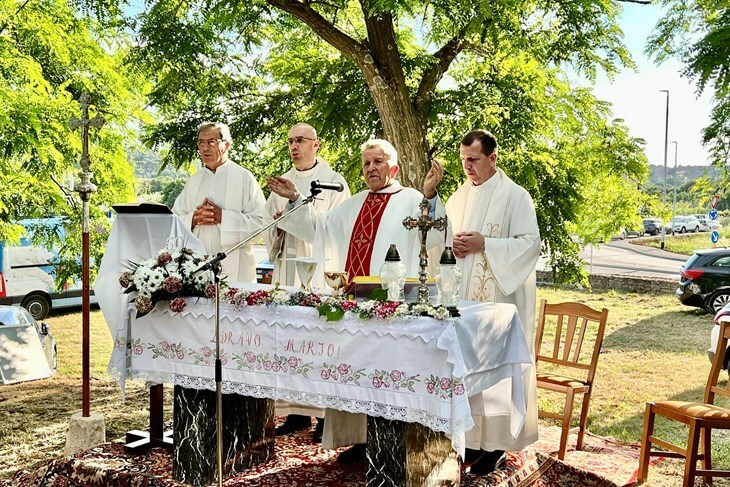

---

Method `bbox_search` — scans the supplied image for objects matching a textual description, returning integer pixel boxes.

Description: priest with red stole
[269,138,446,462]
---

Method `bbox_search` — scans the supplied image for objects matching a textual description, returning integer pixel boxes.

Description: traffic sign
[710,194,721,209]
[711,230,720,244]
[710,209,719,220]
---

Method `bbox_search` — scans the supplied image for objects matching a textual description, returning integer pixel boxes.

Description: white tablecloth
[107,284,532,456]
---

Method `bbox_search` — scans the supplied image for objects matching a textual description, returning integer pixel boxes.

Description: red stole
[345,192,396,280]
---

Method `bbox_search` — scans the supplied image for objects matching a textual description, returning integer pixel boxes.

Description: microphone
[311,180,345,192]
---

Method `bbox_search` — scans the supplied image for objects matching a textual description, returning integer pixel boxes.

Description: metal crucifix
[69,93,104,418]
[403,198,447,304]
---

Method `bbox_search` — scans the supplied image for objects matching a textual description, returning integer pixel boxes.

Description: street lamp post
[660,89,670,249]
[671,141,678,226]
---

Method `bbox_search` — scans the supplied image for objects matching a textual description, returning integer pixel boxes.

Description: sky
[588,3,714,167]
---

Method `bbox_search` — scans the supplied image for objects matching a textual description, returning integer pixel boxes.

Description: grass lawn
[1,289,729,486]
[635,232,729,256]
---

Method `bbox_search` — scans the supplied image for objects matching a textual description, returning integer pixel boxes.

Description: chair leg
[576,391,591,451]
[558,389,575,460]
[638,404,655,482]
[702,427,713,486]
[684,420,700,487]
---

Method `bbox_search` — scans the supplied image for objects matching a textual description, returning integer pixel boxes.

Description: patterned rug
[2,423,649,486]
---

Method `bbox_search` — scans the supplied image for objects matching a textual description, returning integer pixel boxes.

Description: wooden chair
[534,299,609,460]
[638,320,730,486]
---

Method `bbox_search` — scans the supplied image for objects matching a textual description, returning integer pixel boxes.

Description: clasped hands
[453,232,485,258]
[192,197,222,229]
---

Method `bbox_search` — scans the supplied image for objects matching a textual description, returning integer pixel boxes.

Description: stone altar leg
[173,385,275,486]
[366,416,460,487]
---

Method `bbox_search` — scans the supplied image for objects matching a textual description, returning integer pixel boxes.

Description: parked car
[0,305,57,373]
[676,247,730,313]
[694,215,711,232]
[671,215,701,234]
[612,227,642,240]
[642,218,663,236]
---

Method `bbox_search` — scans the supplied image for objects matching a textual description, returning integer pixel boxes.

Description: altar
[107,282,533,485]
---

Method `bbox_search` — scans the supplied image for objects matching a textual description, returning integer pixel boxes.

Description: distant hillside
[128,149,187,178]
[648,164,720,187]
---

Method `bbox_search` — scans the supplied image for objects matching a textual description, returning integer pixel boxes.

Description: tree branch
[0,0,32,35]
[616,0,651,4]
[266,0,363,61]
[415,27,470,115]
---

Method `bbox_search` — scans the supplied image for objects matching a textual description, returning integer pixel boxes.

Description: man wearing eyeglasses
[263,123,350,443]
[269,138,446,464]
[172,122,266,282]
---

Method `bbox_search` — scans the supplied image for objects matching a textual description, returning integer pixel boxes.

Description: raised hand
[423,159,444,199]
[267,176,299,202]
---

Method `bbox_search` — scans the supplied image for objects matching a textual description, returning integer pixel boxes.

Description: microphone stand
[193,188,322,487]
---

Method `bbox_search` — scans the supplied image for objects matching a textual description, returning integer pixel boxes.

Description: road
[536,238,688,280]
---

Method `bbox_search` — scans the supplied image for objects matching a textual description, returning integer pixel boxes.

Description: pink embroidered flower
[119,272,133,288]
[135,296,153,314]
[205,283,216,298]
[372,376,383,388]
[177,350,184,360]
[338,363,349,375]
[439,377,452,391]
[134,346,143,355]
[161,341,171,352]
[427,383,435,394]
[390,370,402,382]
[245,351,256,363]
[162,276,183,293]
[288,356,298,368]
[202,347,212,357]
[321,370,331,380]
[453,383,465,395]
[220,357,227,366]
[157,251,173,266]
[169,297,187,313]
[272,362,281,372]
[263,361,272,371]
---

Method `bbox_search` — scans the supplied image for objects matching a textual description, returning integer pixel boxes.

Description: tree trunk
[363,74,429,189]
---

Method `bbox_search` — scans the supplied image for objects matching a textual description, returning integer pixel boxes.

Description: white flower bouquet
[119,247,220,317]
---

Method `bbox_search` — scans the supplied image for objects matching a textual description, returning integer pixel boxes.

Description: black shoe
[336,443,366,465]
[469,450,506,476]
[464,447,482,463]
[312,418,324,443]
[275,415,311,436]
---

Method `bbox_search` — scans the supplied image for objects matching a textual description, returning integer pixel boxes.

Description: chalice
[296,261,317,293]
[324,271,349,298]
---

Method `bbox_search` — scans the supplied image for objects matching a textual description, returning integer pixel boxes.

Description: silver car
[671,215,701,234]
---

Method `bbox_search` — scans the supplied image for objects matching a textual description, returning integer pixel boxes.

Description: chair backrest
[535,300,609,384]
[705,319,730,405]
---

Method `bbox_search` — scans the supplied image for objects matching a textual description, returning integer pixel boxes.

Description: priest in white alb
[269,138,447,464]
[264,123,350,443]
[264,123,351,287]
[445,129,541,475]
[172,122,266,282]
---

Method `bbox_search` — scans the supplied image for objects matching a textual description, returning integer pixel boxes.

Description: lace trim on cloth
[154,372,472,454]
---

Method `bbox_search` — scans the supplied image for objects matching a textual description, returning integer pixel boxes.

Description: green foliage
[648,1,730,166]
[0,0,148,285]
[70,0,649,285]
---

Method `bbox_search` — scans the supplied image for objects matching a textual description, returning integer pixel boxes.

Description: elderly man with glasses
[172,122,266,282]
[263,123,351,443]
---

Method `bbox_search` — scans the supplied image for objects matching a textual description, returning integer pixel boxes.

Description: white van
[0,219,94,319]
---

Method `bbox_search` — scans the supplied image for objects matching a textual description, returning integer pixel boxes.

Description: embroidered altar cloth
[108,284,532,455]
